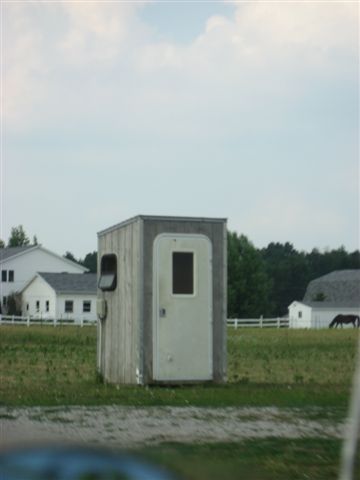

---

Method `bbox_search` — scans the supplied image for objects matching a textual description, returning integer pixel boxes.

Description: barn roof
[38,272,97,295]
[303,270,360,307]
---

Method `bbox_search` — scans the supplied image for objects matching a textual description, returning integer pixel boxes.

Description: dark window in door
[172,252,194,295]
[8,271,14,282]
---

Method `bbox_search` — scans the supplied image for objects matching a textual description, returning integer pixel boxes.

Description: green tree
[82,251,97,273]
[0,239,5,248]
[228,232,272,318]
[64,251,80,263]
[261,242,310,316]
[7,225,30,247]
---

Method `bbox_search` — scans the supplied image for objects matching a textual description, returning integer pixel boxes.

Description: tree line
[2,226,359,317]
[228,232,360,317]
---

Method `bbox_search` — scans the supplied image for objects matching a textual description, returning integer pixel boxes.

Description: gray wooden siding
[97,220,141,384]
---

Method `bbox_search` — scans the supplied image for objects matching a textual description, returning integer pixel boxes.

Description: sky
[1,0,359,259]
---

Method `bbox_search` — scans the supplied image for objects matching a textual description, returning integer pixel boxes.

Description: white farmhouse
[21,272,97,324]
[0,245,87,312]
[289,270,360,328]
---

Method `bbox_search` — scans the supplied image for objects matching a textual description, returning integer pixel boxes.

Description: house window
[8,270,14,282]
[83,301,91,313]
[65,300,73,313]
[3,296,7,306]
[36,301,40,312]
[26,303,29,311]
[1,270,7,282]
[46,301,50,312]
[172,252,194,295]
[298,311,302,319]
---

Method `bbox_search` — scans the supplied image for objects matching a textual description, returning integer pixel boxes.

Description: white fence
[1,315,289,329]
[0,315,97,327]
[227,317,289,328]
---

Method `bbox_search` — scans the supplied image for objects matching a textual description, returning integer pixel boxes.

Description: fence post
[277,317,280,328]
[12,315,15,325]
[80,318,84,328]
[260,315,263,328]
[235,319,238,329]
[27,316,30,327]
[0,314,2,326]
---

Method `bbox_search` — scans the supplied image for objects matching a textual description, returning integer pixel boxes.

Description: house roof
[0,246,37,262]
[302,270,360,308]
[0,245,88,272]
[38,272,97,295]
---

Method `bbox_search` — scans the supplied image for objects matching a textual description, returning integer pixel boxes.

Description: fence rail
[1,315,289,329]
[227,317,289,329]
[0,315,97,327]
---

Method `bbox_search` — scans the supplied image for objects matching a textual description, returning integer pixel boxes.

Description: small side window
[298,311,302,319]
[98,254,117,291]
[8,271,14,282]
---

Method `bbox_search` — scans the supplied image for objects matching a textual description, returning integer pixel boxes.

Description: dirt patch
[0,406,345,448]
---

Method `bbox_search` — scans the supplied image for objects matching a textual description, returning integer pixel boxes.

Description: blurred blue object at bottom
[0,444,179,480]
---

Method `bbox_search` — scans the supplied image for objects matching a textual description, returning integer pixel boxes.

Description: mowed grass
[0,326,358,408]
[137,438,353,480]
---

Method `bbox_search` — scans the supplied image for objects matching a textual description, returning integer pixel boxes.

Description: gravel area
[0,406,345,449]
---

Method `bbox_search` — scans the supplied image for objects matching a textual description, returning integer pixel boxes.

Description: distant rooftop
[0,246,36,262]
[38,272,97,295]
[303,270,360,307]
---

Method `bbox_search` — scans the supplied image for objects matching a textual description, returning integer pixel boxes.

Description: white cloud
[57,2,145,66]
[4,2,357,131]
[3,4,47,131]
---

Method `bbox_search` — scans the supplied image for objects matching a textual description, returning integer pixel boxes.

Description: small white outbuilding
[288,301,360,329]
[97,215,227,385]
[21,272,97,324]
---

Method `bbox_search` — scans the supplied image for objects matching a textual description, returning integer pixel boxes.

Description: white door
[153,233,213,381]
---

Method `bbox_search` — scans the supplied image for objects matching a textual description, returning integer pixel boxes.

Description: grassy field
[0,326,359,479]
[0,326,357,408]
[137,438,346,480]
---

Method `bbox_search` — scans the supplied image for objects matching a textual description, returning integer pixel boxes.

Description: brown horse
[329,314,360,328]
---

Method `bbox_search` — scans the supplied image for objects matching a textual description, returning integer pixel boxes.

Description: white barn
[21,272,97,324]
[289,270,360,328]
[0,246,87,313]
